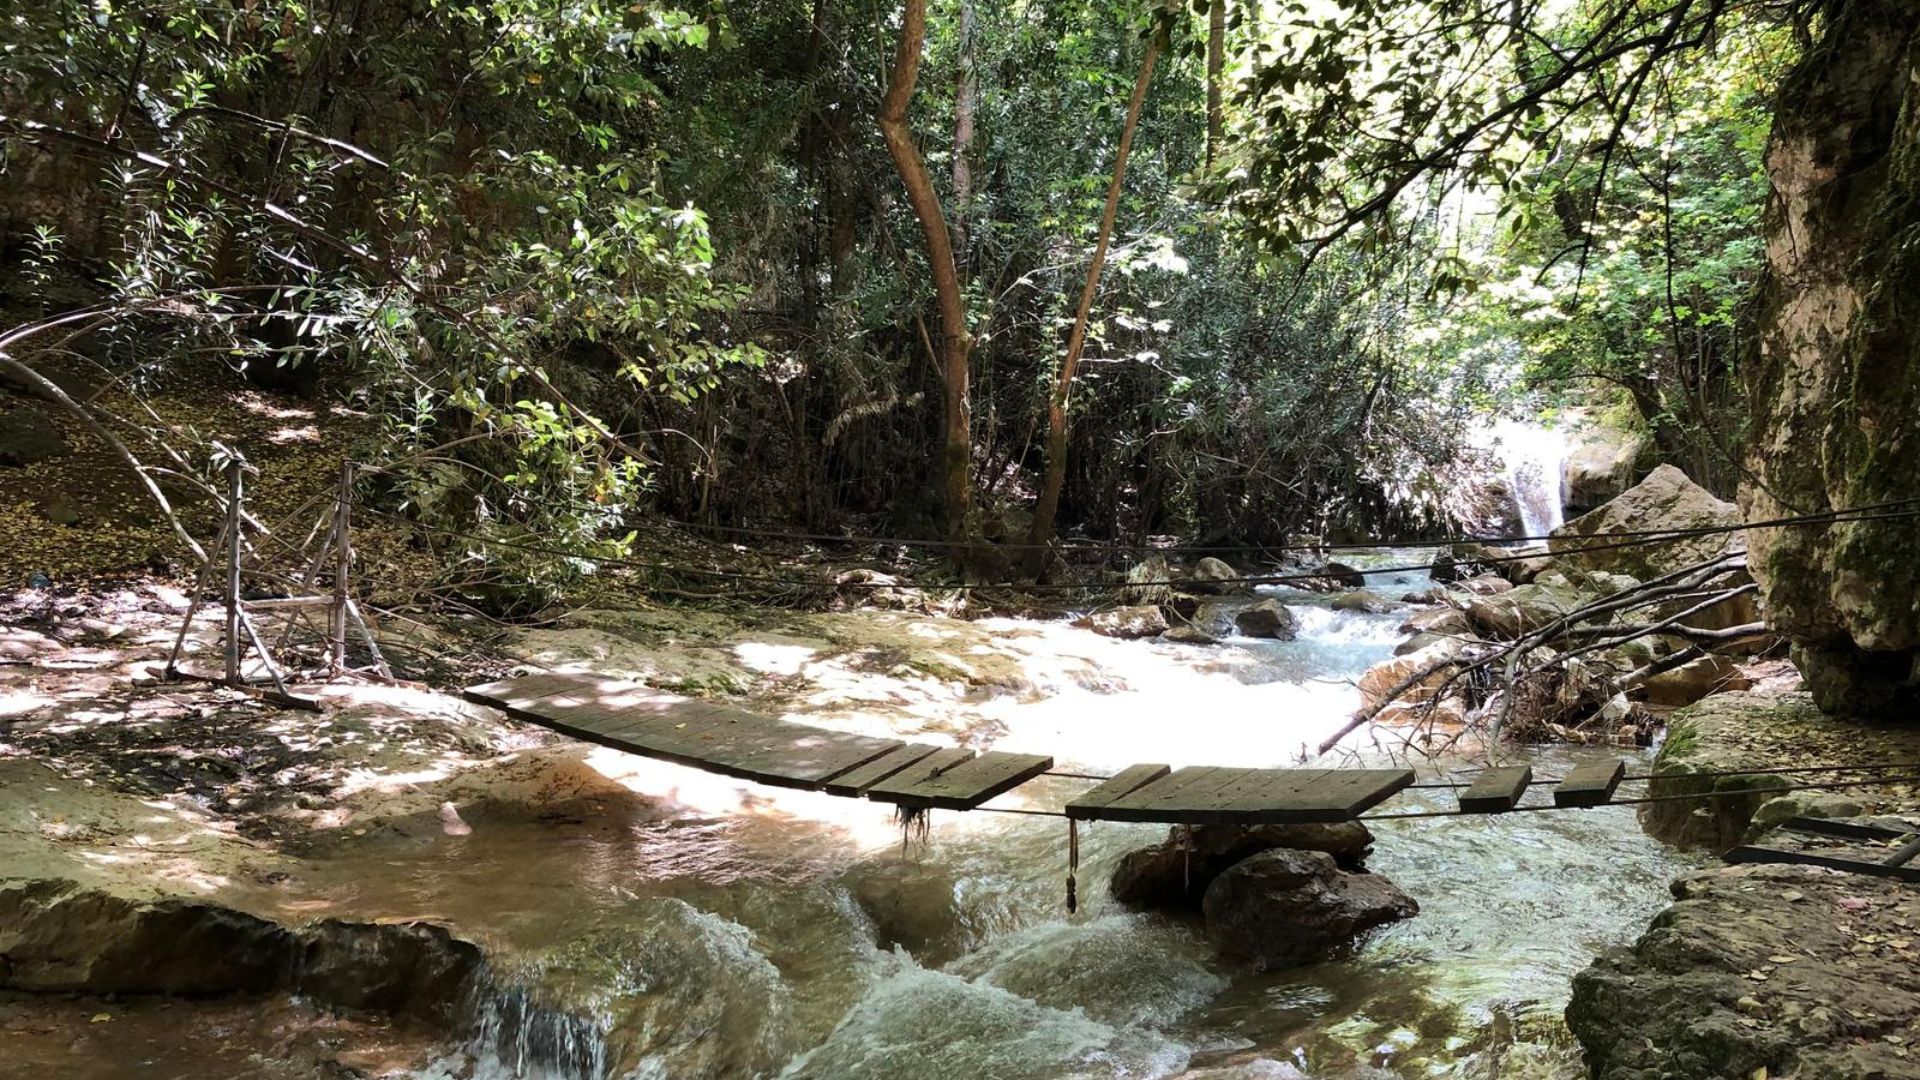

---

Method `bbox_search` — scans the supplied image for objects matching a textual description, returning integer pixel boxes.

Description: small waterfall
[1489,420,1568,537]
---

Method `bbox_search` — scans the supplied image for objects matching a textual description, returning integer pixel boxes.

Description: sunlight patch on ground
[733,641,816,676]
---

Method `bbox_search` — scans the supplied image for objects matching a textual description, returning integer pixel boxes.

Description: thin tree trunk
[1025,21,1163,572]
[1206,0,1224,168]
[879,0,974,552]
[952,0,978,273]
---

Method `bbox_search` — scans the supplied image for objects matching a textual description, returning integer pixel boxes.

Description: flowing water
[1487,421,1570,538]
[269,553,1691,1079]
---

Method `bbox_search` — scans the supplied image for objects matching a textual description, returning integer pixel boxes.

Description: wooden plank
[1553,759,1627,807]
[1064,764,1171,819]
[717,725,903,785]
[863,747,978,801]
[872,751,1056,810]
[824,743,943,797]
[1458,766,1533,814]
[1092,766,1261,822]
[1208,768,1413,824]
[464,673,600,712]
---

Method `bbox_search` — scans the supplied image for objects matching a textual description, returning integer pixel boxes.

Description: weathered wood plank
[1553,759,1627,807]
[872,751,1056,810]
[863,747,978,801]
[1064,764,1171,818]
[823,743,943,797]
[1070,766,1414,824]
[464,673,602,713]
[712,727,903,788]
[1457,766,1533,814]
[1090,766,1258,821]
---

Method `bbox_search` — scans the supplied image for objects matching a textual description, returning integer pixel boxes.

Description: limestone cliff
[1743,1,1920,716]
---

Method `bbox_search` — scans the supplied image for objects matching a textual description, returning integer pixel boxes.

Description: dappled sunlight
[732,640,816,676]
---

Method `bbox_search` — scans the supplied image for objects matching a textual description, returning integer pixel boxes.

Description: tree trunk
[952,0,978,273]
[879,0,974,551]
[1025,21,1163,573]
[1206,0,1225,169]
[1742,0,1920,716]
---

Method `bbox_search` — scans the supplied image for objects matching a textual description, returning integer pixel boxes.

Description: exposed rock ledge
[1641,687,1920,851]
[1568,863,1920,1080]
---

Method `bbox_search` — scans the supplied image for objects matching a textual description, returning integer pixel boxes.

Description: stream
[258,552,1697,1080]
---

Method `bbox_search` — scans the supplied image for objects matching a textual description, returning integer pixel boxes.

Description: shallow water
[277,554,1693,1079]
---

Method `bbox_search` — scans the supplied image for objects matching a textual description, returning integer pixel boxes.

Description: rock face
[1357,640,1465,713]
[1200,850,1418,970]
[1077,604,1168,639]
[1568,864,1920,1080]
[1292,561,1367,591]
[1739,0,1920,718]
[1637,653,1748,707]
[0,406,67,467]
[1233,599,1298,640]
[1551,465,1742,581]
[1109,822,1375,910]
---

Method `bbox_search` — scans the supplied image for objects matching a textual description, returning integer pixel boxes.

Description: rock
[1190,557,1248,595]
[1453,573,1512,596]
[1110,822,1376,910]
[1358,640,1466,711]
[1162,624,1219,645]
[1119,554,1175,607]
[1076,604,1169,639]
[0,879,480,1024]
[1744,791,1864,843]
[1636,653,1749,706]
[1567,864,1920,1080]
[1427,551,1464,583]
[1329,588,1391,614]
[0,406,67,467]
[1200,850,1418,969]
[1562,416,1652,513]
[1291,561,1367,591]
[1399,606,1471,637]
[1462,581,1586,640]
[1637,692,1806,849]
[833,569,925,611]
[1233,599,1298,640]
[1550,464,1742,581]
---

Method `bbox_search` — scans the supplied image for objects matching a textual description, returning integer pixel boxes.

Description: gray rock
[1110,822,1375,910]
[1190,556,1248,595]
[1291,561,1367,591]
[1329,588,1391,614]
[1462,581,1586,639]
[0,406,67,467]
[1076,604,1169,639]
[1162,624,1219,645]
[1234,599,1298,640]
[1200,849,1417,969]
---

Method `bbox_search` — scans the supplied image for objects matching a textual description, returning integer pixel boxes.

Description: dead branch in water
[1317,550,1774,758]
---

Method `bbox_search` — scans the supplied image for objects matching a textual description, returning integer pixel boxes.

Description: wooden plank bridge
[463,672,1611,823]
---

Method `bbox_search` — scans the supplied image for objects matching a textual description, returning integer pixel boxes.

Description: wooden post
[222,458,245,684]
[329,461,353,675]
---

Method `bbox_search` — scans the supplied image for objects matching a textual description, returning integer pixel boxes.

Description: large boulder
[1233,599,1298,640]
[1190,557,1249,595]
[0,406,67,467]
[1076,604,1168,639]
[1462,581,1586,639]
[1562,416,1653,513]
[1200,850,1418,969]
[1568,864,1920,1080]
[1550,464,1742,580]
[1636,653,1750,706]
[1109,822,1375,910]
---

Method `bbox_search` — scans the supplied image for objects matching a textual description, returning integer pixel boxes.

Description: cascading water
[1488,420,1570,538]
